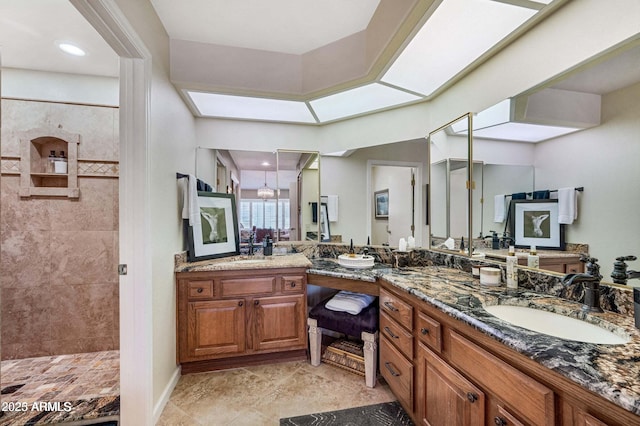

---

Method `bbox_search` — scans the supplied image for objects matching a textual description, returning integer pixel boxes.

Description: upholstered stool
[307,295,379,388]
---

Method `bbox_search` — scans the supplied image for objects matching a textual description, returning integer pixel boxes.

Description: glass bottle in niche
[54,150,68,174]
[47,150,56,173]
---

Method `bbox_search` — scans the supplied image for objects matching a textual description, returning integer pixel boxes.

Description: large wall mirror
[428,113,474,254]
[429,36,640,286]
[320,139,427,248]
[276,150,322,242]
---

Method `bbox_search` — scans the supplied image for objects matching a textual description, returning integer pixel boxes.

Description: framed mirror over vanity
[426,37,640,284]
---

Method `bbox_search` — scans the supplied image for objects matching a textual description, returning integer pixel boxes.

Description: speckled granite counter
[478,247,583,260]
[175,253,312,272]
[307,258,393,283]
[377,266,640,416]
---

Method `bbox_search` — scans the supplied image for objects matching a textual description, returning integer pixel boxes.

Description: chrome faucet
[562,256,603,313]
[611,255,640,285]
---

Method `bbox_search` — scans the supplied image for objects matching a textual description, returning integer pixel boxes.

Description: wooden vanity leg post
[362,331,378,388]
[308,318,322,366]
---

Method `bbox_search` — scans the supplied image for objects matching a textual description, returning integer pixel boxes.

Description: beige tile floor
[157,360,397,425]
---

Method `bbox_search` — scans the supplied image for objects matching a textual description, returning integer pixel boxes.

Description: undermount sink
[483,305,630,345]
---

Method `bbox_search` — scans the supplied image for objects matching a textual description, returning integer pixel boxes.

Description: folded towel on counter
[557,187,578,224]
[533,190,550,200]
[325,291,376,315]
[181,174,201,227]
[494,194,506,222]
[511,192,527,200]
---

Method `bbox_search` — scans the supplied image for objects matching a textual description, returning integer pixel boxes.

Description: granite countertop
[174,253,312,273]
[478,248,582,259]
[307,258,394,283]
[377,266,640,416]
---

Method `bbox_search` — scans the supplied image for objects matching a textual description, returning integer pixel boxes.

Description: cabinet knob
[384,326,399,339]
[383,301,399,312]
[290,282,296,288]
[421,327,430,335]
[466,392,478,403]
[494,417,507,426]
[238,301,243,307]
[197,287,203,293]
[254,300,260,306]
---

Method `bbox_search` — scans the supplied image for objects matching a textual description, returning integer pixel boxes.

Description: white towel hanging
[557,187,578,225]
[494,194,506,223]
[181,174,201,227]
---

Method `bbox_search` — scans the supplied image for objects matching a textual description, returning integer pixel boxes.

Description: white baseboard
[152,365,181,424]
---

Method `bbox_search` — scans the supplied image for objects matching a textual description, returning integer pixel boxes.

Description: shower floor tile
[0,350,119,425]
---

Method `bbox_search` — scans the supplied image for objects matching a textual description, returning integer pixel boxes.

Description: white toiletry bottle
[527,245,540,268]
[55,150,68,174]
[506,245,518,289]
[47,150,56,173]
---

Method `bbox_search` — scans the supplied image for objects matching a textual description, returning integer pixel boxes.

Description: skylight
[309,83,421,122]
[381,0,538,96]
[187,91,316,123]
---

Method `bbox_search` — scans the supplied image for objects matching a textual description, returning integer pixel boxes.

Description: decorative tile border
[0,156,119,178]
[77,160,119,177]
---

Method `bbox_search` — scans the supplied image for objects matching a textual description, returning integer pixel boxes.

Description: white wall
[534,81,640,282]
[1,68,119,106]
[112,0,199,418]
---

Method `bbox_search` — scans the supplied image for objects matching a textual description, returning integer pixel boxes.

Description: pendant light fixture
[257,170,274,199]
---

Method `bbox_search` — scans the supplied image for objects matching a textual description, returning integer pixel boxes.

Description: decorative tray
[337,254,375,269]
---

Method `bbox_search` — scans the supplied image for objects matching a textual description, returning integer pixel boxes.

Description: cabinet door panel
[418,343,484,426]
[253,294,306,351]
[187,299,245,359]
[448,331,554,426]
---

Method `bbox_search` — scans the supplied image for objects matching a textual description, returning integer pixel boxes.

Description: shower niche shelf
[19,128,80,199]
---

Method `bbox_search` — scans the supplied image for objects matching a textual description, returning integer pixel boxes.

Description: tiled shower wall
[0,99,119,359]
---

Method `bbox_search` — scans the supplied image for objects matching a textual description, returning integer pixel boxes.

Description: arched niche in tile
[19,127,80,199]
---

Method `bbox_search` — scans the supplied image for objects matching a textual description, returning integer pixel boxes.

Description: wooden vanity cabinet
[176,267,307,372]
[379,281,640,426]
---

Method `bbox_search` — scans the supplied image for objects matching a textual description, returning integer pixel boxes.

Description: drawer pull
[494,417,507,426]
[254,300,260,306]
[466,392,478,403]
[420,327,430,335]
[197,287,203,293]
[384,326,399,339]
[384,362,400,377]
[238,301,243,307]
[383,301,399,312]
[290,282,296,288]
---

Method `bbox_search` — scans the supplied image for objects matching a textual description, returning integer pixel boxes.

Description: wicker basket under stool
[307,295,379,388]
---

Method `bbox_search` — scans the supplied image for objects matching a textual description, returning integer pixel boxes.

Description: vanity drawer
[449,331,554,426]
[187,280,214,300]
[380,288,413,330]
[381,311,414,359]
[416,311,442,353]
[281,275,305,293]
[220,277,276,297]
[380,334,413,411]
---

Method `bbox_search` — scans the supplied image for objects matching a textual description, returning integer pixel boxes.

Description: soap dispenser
[506,245,518,290]
[527,245,540,268]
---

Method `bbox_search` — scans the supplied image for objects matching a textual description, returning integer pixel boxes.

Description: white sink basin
[483,305,630,345]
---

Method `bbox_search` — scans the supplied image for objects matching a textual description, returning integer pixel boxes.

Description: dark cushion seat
[309,295,379,337]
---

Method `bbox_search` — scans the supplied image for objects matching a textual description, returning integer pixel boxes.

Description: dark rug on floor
[280,401,414,425]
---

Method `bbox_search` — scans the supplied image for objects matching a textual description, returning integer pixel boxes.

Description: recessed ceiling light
[57,42,86,57]
[261,161,270,166]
